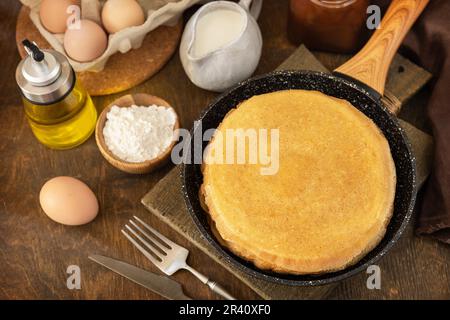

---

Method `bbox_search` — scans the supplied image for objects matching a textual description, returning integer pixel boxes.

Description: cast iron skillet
[182,0,428,286]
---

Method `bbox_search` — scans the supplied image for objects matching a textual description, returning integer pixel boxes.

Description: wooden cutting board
[15,6,182,96]
[142,45,433,300]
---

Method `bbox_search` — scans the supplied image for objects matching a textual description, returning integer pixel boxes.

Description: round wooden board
[16,6,183,96]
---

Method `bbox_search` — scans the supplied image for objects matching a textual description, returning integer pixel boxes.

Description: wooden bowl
[95,93,180,174]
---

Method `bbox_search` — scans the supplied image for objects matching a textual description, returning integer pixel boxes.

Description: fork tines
[121,216,174,265]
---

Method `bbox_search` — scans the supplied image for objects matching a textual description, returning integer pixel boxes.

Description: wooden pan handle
[334,0,429,96]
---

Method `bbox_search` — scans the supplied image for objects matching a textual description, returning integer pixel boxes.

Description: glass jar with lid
[288,0,370,53]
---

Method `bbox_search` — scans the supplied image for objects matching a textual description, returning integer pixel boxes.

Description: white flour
[103,105,176,163]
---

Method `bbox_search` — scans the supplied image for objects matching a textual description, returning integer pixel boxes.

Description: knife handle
[207,281,237,300]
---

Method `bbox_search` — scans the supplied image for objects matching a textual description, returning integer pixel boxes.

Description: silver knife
[89,254,192,300]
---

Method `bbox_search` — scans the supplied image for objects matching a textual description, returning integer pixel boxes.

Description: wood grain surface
[335,0,429,96]
[15,6,183,96]
[0,0,448,300]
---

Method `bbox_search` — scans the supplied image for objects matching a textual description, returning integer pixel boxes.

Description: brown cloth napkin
[404,0,450,244]
[380,0,450,243]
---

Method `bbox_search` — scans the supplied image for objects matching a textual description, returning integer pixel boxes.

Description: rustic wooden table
[0,0,448,300]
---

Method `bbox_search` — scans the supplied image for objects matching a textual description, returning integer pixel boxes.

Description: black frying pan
[182,0,428,286]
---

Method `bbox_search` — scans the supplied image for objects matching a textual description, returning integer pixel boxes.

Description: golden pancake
[201,89,396,274]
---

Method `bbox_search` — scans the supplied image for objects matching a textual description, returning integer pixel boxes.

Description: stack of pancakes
[201,90,396,275]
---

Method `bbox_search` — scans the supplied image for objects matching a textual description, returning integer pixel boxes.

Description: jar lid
[16,40,74,105]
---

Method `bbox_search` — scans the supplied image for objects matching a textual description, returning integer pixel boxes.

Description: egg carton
[20,0,203,72]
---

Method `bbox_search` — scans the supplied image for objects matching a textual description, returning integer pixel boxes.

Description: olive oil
[16,40,97,150]
[23,80,97,149]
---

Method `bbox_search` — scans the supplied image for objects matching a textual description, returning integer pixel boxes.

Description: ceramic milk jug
[180,0,263,92]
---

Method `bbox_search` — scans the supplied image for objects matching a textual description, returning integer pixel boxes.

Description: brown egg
[40,0,80,34]
[39,176,99,226]
[64,19,108,62]
[102,0,145,34]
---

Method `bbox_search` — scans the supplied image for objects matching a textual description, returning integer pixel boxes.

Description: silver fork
[122,216,236,300]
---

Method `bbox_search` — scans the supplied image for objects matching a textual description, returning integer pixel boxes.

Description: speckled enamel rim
[182,70,417,286]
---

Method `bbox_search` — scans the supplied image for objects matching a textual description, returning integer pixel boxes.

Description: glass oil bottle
[16,40,97,149]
